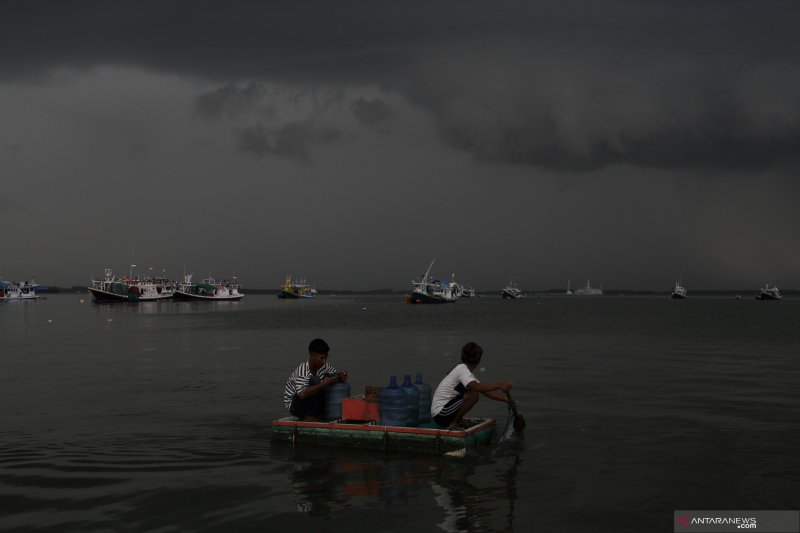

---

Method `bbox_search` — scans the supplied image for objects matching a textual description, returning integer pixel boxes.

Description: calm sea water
[1,294,798,532]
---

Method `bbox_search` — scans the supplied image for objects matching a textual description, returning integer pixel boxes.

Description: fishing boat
[501,281,524,299]
[174,273,244,301]
[756,283,782,300]
[271,417,496,457]
[0,279,40,301]
[88,267,176,302]
[572,279,603,296]
[460,286,476,298]
[406,260,460,304]
[671,278,688,299]
[278,275,317,298]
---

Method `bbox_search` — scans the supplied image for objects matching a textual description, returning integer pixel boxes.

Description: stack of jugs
[401,374,420,426]
[414,373,432,424]
[378,375,407,426]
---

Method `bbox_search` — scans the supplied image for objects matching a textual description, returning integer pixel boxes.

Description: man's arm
[298,375,339,399]
[481,389,512,403]
[466,380,512,395]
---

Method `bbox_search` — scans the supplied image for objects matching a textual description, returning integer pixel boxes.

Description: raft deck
[271,417,496,456]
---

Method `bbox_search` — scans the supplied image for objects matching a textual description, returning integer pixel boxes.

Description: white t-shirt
[431,363,479,417]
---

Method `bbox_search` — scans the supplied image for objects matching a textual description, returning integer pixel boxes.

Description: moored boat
[0,279,40,301]
[174,273,244,301]
[460,286,476,298]
[671,278,688,299]
[756,283,782,300]
[88,267,176,302]
[501,281,524,299]
[271,416,496,456]
[407,260,460,304]
[278,275,317,298]
[572,279,603,296]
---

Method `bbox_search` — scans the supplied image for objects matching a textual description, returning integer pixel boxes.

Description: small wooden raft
[271,417,496,456]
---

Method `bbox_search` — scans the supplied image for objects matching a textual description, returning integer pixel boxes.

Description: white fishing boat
[0,279,40,301]
[756,283,782,300]
[278,275,317,299]
[175,273,244,301]
[572,280,603,296]
[671,278,687,299]
[407,260,460,304]
[88,266,176,302]
[501,281,524,299]
[460,286,477,298]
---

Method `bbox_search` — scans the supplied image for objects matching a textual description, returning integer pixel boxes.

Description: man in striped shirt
[283,338,347,421]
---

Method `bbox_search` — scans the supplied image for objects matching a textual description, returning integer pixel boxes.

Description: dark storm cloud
[351,98,393,127]
[236,121,341,161]
[401,50,800,171]
[4,1,800,172]
[194,82,271,120]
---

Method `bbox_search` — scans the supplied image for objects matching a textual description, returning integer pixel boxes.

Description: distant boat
[460,286,476,298]
[756,283,782,300]
[407,260,459,304]
[278,275,317,299]
[501,281,524,299]
[572,279,603,296]
[566,279,573,295]
[175,273,244,301]
[0,279,40,301]
[88,267,175,302]
[671,278,687,299]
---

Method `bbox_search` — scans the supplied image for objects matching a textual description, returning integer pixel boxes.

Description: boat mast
[422,259,435,285]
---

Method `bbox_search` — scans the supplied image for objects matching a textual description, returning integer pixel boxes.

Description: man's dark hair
[308,338,330,354]
[461,342,483,365]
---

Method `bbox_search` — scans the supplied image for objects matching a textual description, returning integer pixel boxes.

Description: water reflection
[89,299,244,316]
[272,445,522,532]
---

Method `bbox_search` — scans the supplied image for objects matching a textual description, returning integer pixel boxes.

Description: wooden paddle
[507,391,526,432]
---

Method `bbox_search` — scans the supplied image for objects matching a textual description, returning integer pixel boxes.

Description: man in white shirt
[431,342,513,430]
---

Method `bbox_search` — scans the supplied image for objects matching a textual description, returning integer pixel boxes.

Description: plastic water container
[414,373,432,423]
[401,374,420,426]
[324,377,351,421]
[378,376,407,426]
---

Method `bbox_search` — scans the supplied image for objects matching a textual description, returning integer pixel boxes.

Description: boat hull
[87,287,173,302]
[671,293,687,299]
[0,288,39,301]
[271,417,496,456]
[407,291,455,304]
[174,291,243,301]
[756,293,782,300]
[501,290,522,299]
[278,290,314,299]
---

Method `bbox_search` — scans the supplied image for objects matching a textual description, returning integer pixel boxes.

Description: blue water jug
[401,374,420,427]
[378,376,407,426]
[324,376,351,421]
[415,373,432,423]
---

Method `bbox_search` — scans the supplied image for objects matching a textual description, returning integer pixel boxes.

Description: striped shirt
[283,361,338,410]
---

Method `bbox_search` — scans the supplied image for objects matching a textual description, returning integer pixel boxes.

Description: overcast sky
[2,1,799,290]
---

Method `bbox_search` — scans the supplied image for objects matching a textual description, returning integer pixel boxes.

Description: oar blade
[513,411,526,432]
